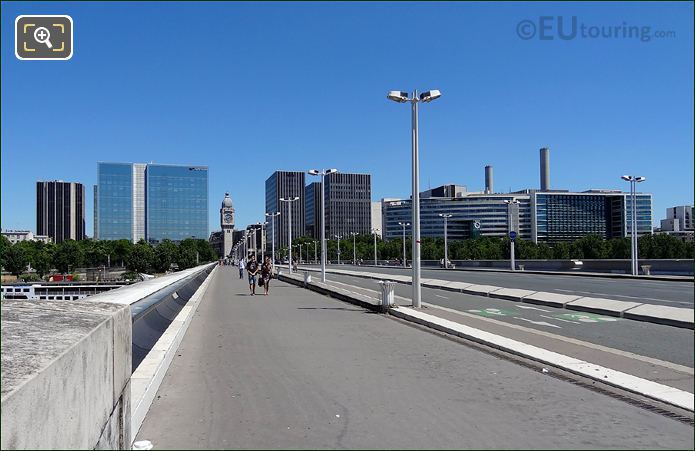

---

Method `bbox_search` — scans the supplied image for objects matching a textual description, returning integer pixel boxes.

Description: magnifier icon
[33,27,53,49]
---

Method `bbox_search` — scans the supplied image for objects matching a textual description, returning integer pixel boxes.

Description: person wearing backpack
[260,256,273,296]
[246,254,260,296]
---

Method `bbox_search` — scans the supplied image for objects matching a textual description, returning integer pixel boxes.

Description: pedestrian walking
[238,257,245,279]
[261,256,273,296]
[246,254,259,296]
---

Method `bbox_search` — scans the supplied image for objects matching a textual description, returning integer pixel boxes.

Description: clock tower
[220,192,235,258]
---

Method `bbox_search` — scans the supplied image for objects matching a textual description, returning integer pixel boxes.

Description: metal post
[314,240,318,264]
[352,233,356,265]
[632,180,637,275]
[373,231,378,266]
[399,223,409,267]
[444,216,448,269]
[411,91,421,308]
[320,173,326,282]
[272,215,276,264]
[510,238,515,271]
[288,202,293,273]
[336,236,342,265]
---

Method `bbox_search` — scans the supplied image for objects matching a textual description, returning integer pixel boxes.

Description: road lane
[137,267,693,449]
[307,264,694,307]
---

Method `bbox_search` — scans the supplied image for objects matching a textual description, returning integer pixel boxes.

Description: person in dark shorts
[246,254,259,295]
[261,256,273,295]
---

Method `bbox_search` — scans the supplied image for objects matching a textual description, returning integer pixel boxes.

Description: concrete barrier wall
[419,259,693,275]
[0,263,216,450]
[1,300,132,450]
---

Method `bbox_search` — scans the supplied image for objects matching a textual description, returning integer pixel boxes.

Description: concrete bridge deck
[136,267,693,449]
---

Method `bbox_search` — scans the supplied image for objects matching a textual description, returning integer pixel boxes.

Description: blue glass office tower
[97,163,136,241]
[96,162,208,242]
[146,164,208,242]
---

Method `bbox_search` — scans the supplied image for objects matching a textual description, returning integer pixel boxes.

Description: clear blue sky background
[2,1,693,236]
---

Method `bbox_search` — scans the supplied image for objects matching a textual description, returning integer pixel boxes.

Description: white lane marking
[516,305,551,312]
[554,289,691,306]
[540,314,580,324]
[435,294,449,299]
[514,317,562,329]
[421,302,694,375]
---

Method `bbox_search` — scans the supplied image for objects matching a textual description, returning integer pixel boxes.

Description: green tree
[176,243,198,270]
[32,246,53,277]
[5,245,29,276]
[52,240,84,273]
[127,240,155,273]
[551,242,571,259]
[109,239,133,267]
[154,239,177,272]
[0,235,10,269]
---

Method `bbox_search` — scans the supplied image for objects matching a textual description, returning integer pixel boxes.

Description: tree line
[277,233,694,262]
[0,237,219,278]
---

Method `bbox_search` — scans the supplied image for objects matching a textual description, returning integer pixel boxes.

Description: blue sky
[2,1,693,235]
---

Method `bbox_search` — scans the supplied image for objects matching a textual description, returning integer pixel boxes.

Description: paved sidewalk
[137,267,693,449]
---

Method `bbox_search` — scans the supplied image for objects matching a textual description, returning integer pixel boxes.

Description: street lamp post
[398,222,410,268]
[504,200,520,271]
[334,235,343,265]
[350,232,358,265]
[388,89,441,308]
[438,214,452,269]
[371,228,379,266]
[621,175,646,275]
[265,212,281,265]
[279,196,300,273]
[308,169,338,282]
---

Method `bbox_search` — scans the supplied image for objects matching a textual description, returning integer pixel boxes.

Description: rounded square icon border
[15,14,74,61]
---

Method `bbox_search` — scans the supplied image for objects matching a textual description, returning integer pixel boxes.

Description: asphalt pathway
[137,267,693,449]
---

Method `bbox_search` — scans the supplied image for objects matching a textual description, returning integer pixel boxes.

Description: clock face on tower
[223,212,233,224]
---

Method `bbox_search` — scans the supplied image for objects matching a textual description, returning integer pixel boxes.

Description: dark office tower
[36,180,86,243]
[540,147,550,191]
[265,171,305,248]
[324,172,371,238]
[305,182,322,238]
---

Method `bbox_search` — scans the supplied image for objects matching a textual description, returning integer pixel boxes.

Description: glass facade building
[146,164,208,242]
[382,185,652,244]
[265,171,305,248]
[324,172,372,238]
[305,182,321,239]
[383,191,531,241]
[97,162,208,242]
[97,163,134,241]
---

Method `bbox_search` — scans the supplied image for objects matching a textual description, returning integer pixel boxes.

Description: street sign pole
[509,231,517,271]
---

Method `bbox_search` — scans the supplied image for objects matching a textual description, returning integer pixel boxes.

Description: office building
[2,230,52,245]
[324,172,372,238]
[382,187,652,244]
[305,182,322,238]
[381,149,652,244]
[96,162,208,242]
[36,180,86,243]
[371,201,382,238]
[660,205,693,232]
[265,171,305,248]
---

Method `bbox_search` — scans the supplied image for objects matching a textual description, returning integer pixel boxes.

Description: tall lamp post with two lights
[387,89,442,308]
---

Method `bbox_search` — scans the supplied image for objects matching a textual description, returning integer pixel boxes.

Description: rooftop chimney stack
[540,147,550,191]
[484,165,493,194]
